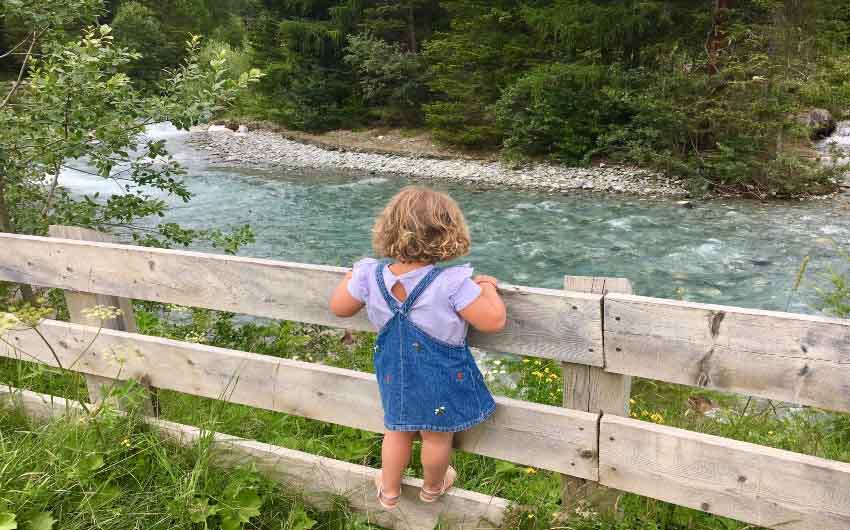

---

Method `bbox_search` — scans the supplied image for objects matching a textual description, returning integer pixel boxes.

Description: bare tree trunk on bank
[407,3,418,53]
[708,0,732,75]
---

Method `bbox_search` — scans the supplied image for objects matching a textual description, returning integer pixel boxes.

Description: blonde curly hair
[372,186,471,263]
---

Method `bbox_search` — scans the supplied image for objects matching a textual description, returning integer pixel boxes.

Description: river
[59,123,850,314]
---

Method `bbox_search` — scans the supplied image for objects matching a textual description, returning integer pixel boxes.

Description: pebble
[187,126,689,197]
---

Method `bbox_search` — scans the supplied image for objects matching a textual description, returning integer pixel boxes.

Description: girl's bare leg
[381,431,416,497]
[420,431,454,492]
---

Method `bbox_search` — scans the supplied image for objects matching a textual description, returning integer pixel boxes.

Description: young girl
[329,186,507,510]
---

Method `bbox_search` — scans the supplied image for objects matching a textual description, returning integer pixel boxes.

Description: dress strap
[400,267,443,314]
[375,264,444,316]
[375,263,401,313]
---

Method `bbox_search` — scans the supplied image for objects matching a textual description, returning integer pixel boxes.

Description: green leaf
[494,461,518,475]
[232,490,262,522]
[0,513,17,530]
[76,454,104,475]
[286,507,316,530]
[24,512,54,530]
[219,516,241,530]
[188,497,218,524]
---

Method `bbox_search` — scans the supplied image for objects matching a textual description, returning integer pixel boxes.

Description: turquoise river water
[60,124,850,314]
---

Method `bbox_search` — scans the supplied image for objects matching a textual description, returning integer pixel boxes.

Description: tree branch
[0,30,42,109]
[0,33,33,60]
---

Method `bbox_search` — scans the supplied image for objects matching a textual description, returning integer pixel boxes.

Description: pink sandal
[419,466,457,503]
[374,471,401,510]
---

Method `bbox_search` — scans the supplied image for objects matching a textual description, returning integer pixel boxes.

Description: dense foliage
[7,1,846,196]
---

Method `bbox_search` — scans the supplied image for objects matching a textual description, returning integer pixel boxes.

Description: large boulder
[796,108,837,139]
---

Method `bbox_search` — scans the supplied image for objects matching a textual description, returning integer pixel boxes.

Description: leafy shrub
[211,14,248,48]
[423,7,536,148]
[344,33,427,124]
[818,247,850,318]
[111,1,177,84]
[602,45,847,197]
[200,40,253,81]
[495,63,628,164]
[247,17,359,131]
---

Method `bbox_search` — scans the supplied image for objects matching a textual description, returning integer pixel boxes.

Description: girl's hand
[461,275,507,333]
[329,269,365,318]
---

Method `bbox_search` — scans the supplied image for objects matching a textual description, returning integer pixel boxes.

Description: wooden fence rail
[0,233,604,365]
[1,319,599,479]
[2,230,850,530]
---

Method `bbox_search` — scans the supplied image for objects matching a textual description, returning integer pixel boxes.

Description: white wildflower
[81,305,123,322]
[0,312,22,334]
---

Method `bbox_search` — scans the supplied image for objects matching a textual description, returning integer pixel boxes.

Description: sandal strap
[378,485,401,502]
[422,469,452,496]
[379,490,401,501]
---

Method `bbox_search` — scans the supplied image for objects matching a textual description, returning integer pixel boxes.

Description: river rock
[207,124,233,133]
[186,127,689,197]
[797,108,837,139]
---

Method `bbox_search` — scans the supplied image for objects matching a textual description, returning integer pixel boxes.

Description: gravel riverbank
[188,125,689,197]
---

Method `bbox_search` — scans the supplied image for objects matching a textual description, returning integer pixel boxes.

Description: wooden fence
[1,230,849,530]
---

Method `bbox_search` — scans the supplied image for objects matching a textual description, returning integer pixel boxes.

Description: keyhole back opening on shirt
[390,281,408,302]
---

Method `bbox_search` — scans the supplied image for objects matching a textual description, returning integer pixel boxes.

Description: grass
[1,295,850,529]
[0,397,369,530]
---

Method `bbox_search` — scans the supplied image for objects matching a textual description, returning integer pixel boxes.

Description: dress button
[412,342,420,351]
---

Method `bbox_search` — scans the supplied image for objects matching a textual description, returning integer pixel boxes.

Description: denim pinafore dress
[373,265,497,432]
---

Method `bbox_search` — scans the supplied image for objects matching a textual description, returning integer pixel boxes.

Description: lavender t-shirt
[347,258,482,346]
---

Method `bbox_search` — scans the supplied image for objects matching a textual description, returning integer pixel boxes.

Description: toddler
[329,186,506,509]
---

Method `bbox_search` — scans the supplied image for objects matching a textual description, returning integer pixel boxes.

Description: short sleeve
[446,264,482,312]
[347,258,377,303]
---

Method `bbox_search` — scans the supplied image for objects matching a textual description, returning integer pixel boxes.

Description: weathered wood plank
[604,294,850,411]
[47,226,154,413]
[599,415,850,530]
[0,233,604,365]
[561,276,631,507]
[606,334,850,412]
[1,319,599,479]
[606,294,850,362]
[0,387,509,530]
[563,278,633,415]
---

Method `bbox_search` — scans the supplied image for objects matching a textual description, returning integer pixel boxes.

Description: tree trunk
[707,0,732,75]
[0,178,12,234]
[407,3,418,53]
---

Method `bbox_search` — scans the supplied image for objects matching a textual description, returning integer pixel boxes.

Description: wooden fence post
[48,226,155,413]
[561,276,632,510]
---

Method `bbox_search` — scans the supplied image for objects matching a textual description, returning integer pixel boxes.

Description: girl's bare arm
[459,275,507,333]
[329,271,365,317]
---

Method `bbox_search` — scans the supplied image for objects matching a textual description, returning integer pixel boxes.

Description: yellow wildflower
[525,467,537,474]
